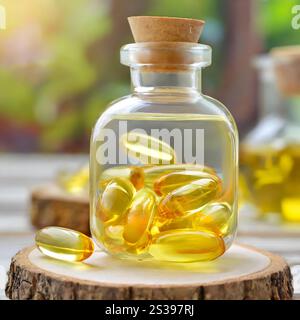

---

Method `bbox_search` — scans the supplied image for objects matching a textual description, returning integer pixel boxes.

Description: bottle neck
[130,68,202,94]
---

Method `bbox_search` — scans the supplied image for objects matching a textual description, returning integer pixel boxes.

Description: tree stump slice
[30,184,90,235]
[5,244,293,300]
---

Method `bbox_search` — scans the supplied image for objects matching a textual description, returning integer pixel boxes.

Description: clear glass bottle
[240,46,300,222]
[90,41,238,262]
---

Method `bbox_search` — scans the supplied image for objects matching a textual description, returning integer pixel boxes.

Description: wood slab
[30,184,89,235]
[5,244,293,300]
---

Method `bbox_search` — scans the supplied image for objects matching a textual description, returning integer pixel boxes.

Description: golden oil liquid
[240,144,300,222]
[90,113,238,262]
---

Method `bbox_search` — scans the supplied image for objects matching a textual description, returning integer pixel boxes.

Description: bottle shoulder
[200,94,238,136]
[92,92,238,137]
[97,93,234,116]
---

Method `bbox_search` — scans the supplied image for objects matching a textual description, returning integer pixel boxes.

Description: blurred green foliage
[0,0,114,152]
[259,0,300,49]
[0,69,35,122]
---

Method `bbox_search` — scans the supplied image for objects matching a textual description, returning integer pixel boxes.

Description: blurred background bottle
[240,46,300,223]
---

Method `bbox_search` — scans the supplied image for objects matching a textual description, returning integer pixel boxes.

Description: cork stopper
[271,46,300,96]
[128,16,205,43]
[125,16,207,71]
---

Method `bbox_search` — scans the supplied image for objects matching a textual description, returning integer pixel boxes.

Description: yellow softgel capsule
[123,188,157,247]
[155,216,193,233]
[193,202,232,235]
[35,227,94,262]
[120,132,176,165]
[149,229,225,262]
[154,170,221,196]
[144,164,216,189]
[158,178,222,221]
[97,178,135,223]
[100,166,144,190]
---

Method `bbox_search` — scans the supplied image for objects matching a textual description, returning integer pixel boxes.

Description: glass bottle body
[90,44,238,262]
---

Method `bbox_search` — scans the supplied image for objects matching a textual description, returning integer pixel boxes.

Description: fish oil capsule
[97,178,135,223]
[144,164,216,188]
[100,166,144,190]
[123,188,157,247]
[120,132,176,165]
[58,164,89,194]
[35,227,94,262]
[158,178,222,221]
[154,170,221,196]
[155,216,193,233]
[193,203,232,235]
[149,229,225,262]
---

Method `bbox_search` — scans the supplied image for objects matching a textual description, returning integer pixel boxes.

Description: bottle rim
[120,42,212,69]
